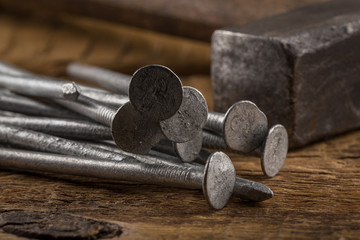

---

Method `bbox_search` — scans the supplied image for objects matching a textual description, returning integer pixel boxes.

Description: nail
[159,86,208,143]
[79,87,129,107]
[0,89,86,120]
[0,61,205,144]
[173,132,203,162]
[203,124,288,177]
[0,110,25,117]
[57,97,163,154]
[0,60,128,108]
[257,124,288,177]
[85,85,209,144]
[0,115,112,141]
[0,74,80,100]
[205,101,268,153]
[67,62,131,94]
[68,62,184,121]
[68,63,208,143]
[84,140,185,167]
[0,108,189,163]
[97,141,273,202]
[4,148,235,210]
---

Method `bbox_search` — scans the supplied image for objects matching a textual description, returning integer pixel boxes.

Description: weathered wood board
[0,127,359,239]
[0,0,328,41]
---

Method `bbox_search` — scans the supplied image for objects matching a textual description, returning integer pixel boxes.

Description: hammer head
[211,0,360,148]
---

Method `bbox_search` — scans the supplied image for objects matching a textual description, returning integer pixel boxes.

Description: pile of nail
[0,60,288,210]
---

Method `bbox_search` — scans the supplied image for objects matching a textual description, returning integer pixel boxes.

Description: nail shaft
[0,143,236,209]
[0,89,86,120]
[0,60,128,107]
[94,141,274,202]
[67,62,131,94]
[0,147,203,189]
[68,63,184,121]
[204,101,268,153]
[0,115,112,140]
[0,74,79,100]
[203,124,288,178]
[56,95,117,126]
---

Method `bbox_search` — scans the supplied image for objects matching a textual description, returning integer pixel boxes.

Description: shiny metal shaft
[80,88,128,107]
[91,141,274,202]
[0,148,203,189]
[202,130,229,150]
[0,114,181,165]
[202,130,262,157]
[67,62,131,94]
[205,112,224,134]
[0,115,112,140]
[0,89,85,120]
[0,60,128,107]
[0,124,155,165]
[0,74,79,100]
[56,95,117,126]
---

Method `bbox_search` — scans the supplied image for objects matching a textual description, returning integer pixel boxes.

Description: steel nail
[0,74,80,100]
[57,97,163,154]
[68,62,184,121]
[97,141,273,202]
[0,61,206,144]
[84,85,209,144]
[68,63,208,142]
[205,101,268,153]
[0,115,112,141]
[0,141,235,209]
[203,124,288,177]
[159,86,208,143]
[0,60,128,107]
[0,89,86,120]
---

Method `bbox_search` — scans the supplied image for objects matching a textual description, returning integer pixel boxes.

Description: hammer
[211,0,360,148]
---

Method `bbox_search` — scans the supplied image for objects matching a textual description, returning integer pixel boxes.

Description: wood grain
[0,130,359,239]
[0,12,210,77]
[0,0,329,41]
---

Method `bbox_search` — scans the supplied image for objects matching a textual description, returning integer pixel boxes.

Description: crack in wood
[0,210,122,240]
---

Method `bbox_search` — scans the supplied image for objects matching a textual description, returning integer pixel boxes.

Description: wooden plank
[212,0,360,148]
[0,12,210,77]
[0,0,329,41]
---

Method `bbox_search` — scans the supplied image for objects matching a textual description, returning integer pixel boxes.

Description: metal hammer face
[211,0,360,148]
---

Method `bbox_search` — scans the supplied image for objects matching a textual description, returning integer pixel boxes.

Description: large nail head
[129,65,183,121]
[111,102,163,154]
[160,86,208,142]
[223,101,268,153]
[261,124,288,177]
[202,151,236,210]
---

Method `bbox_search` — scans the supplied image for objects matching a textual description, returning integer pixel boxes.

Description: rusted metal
[212,0,360,147]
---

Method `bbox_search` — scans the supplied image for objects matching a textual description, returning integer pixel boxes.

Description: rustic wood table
[0,10,359,240]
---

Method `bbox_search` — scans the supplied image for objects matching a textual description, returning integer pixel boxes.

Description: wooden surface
[0,0,329,41]
[0,119,359,239]
[0,9,359,240]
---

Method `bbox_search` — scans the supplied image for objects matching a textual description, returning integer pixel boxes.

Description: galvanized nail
[0,126,236,210]
[203,124,288,177]
[205,101,268,153]
[68,62,184,121]
[0,89,86,120]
